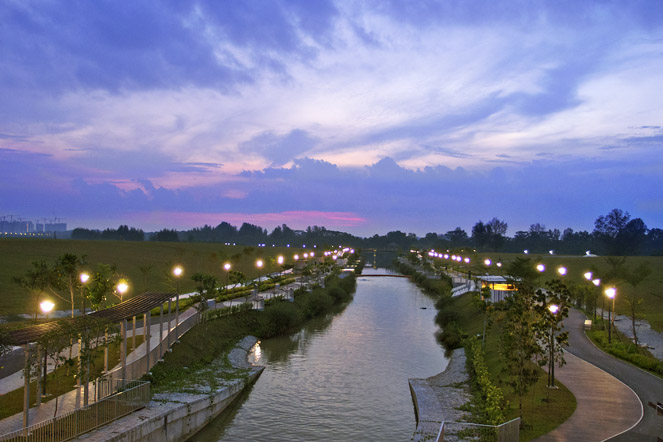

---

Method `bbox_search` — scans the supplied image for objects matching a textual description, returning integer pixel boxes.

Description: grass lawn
[0,238,308,317]
[453,292,576,441]
[451,252,663,331]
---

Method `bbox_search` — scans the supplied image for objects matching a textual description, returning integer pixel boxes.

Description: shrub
[296,289,334,319]
[259,301,303,338]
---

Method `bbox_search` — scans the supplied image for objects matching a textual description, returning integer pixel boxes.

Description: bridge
[359,274,409,278]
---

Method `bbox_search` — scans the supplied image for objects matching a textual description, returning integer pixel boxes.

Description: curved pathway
[565,309,663,441]
[535,351,641,441]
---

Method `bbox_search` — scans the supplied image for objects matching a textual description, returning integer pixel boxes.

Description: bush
[296,288,334,319]
[327,285,350,303]
[259,301,303,338]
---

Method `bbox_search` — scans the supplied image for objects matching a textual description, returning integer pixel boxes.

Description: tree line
[70,208,662,256]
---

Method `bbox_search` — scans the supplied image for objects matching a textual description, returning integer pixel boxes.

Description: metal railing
[0,380,150,442]
[440,418,520,442]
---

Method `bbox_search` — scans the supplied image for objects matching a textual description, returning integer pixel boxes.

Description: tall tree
[52,253,87,318]
[623,262,652,346]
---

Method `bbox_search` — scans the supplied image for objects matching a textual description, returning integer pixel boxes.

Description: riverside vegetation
[395,258,576,441]
[146,265,360,394]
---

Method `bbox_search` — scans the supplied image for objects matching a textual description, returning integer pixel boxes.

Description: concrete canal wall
[76,337,263,442]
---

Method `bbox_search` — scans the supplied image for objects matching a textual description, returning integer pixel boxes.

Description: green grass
[0,238,308,317]
[450,252,663,331]
[453,292,576,441]
[587,321,663,377]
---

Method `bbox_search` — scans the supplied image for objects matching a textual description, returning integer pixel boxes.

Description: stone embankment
[74,336,264,442]
[410,348,471,442]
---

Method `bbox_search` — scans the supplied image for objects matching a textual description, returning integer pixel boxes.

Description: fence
[440,418,520,442]
[0,380,150,442]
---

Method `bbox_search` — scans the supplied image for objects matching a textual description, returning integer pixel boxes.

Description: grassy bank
[446,252,663,331]
[395,260,575,441]
[0,238,318,317]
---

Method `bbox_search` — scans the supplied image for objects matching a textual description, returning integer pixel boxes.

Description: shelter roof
[6,292,176,346]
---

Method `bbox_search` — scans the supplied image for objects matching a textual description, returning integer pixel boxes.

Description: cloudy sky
[1,0,662,237]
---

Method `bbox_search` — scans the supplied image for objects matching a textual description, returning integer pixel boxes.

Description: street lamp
[537,264,545,273]
[40,300,54,397]
[605,288,616,343]
[79,272,90,314]
[173,266,183,341]
[277,255,284,280]
[548,304,559,388]
[557,266,567,276]
[256,259,264,290]
[223,263,231,302]
[484,258,492,267]
[116,281,129,303]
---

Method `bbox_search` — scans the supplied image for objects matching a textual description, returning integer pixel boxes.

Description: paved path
[545,309,663,441]
[535,351,641,441]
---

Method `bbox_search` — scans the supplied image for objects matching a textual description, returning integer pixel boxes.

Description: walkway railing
[0,380,150,442]
[437,417,520,442]
[440,418,520,442]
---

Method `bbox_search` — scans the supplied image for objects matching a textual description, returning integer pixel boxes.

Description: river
[192,267,448,441]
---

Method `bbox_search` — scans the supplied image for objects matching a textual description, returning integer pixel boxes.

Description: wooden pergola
[6,292,179,429]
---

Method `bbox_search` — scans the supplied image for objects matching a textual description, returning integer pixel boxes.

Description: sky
[1,0,662,237]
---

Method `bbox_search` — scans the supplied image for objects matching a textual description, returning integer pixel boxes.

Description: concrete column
[159,304,164,360]
[35,345,42,407]
[103,329,109,372]
[144,311,151,375]
[76,337,82,409]
[167,298,172,348]
[175,293,180,342]
[23,344,30,429]
[132,316,136,350]
[120,319,127,388]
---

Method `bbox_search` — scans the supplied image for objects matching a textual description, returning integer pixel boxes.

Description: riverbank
[73,336,264,441]
[410,348,471,442]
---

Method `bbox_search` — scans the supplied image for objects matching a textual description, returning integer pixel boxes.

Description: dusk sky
[1,1,662,237]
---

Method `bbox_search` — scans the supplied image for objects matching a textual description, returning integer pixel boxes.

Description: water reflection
[193,268,447,442]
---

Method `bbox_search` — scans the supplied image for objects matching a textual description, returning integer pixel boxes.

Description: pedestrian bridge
[359,274,410,278]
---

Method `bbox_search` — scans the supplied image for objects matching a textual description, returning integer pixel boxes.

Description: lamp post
[40,300,54,396]
[277,255,284,279]
[116,281,129,303]
[256,259,264,291]
[548,304,559,388]
[173,266,183,341]
[536,264,545,273]
[557,266,567,276]
[223,263,231,305]
[605,288,616,343]
[79,272,89,315]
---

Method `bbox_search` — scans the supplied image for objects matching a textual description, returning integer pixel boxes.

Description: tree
[444,227,469,248]
[52,253,87,318]
[37,326,73,416]
[534,280,571,394]
[623,262,652,346]
[500,279,541,418]
[593,209,632,255]
[191,272,217,319]
[12,260,64,320]
[84,264,119,311]
[620,218,648,255]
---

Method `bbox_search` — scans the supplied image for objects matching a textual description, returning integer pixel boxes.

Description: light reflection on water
[192,268,448,441]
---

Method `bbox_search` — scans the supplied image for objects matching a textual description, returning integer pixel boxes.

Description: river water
[193,268,448,441]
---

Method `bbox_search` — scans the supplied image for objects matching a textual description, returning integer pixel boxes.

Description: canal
[192,267,448,441]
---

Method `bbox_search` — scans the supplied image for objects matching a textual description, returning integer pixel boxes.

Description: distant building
[45,222,67,232]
